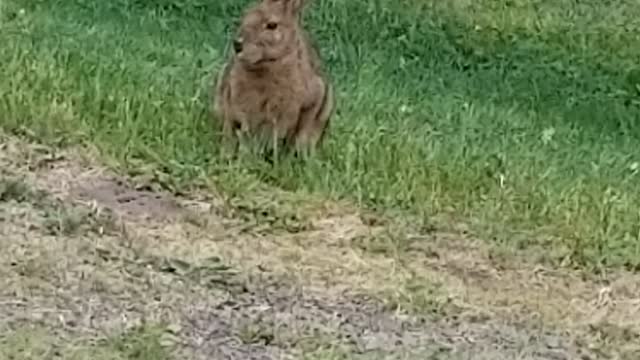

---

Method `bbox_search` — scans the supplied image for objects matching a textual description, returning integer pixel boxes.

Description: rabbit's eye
[265,22,278,30]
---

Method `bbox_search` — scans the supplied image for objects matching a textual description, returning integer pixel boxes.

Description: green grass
[1,0,640,271]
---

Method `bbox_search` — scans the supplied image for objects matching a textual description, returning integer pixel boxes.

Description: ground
[2,135,639,359]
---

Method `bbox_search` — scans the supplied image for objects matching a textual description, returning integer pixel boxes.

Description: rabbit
[212,0,335,157]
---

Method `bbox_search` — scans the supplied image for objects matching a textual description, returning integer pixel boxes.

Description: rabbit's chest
[230,78,303,118]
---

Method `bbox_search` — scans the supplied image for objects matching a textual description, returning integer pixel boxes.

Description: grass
[1,0,640,271]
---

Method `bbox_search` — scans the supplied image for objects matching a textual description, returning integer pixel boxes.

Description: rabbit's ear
[266,0,305,17]
[288,0,305,15]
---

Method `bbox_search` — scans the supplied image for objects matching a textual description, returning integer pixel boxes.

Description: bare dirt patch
[1,133,639,359]
[72,177,183,221]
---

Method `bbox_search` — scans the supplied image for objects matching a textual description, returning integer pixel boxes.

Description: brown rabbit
[212,0,335,156]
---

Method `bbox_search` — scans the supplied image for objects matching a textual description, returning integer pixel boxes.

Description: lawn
[2,0,640,271]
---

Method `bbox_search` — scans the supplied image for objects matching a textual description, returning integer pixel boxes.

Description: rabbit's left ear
[267,0,304,17]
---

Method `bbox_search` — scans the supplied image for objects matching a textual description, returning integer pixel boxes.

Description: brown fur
[212,0,335,155]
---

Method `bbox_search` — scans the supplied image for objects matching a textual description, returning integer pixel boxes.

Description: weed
[104,324,173,360]
[237,321,276,346]
[383,276,458,317]
[0,178,38,203]
[0,326,54,360]
[0,324,172,360]
[39,201,118,236]
[303,347,352,360]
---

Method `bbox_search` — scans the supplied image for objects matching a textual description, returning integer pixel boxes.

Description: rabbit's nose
[233,38,243,53]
